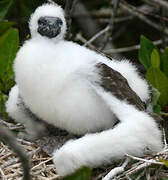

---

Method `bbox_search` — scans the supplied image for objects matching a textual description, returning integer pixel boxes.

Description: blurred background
[1,0,168,56]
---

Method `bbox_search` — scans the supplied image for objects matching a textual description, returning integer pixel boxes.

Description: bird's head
[29,3,66,41]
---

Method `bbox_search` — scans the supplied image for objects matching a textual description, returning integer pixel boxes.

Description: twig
[103,39,168,54]
[125,154,164,165]
[160,112,168,117]
[5,170,22,179]
[17,138,34,146]
[145,0,168,10]
[162,128,167,149]
[160,7,167,48]
[135,170,145,180]
[0,119,24,130]
[110,0,120,28]
[100,0,120,50]
[0,168,6,180]
[31,157,52,171]
[28,147,41,158]
[115,147,168,179]
[48,175,61,180]
[102,158,130,180]
[146,169,151,180]
[120,0,168,35]
[0,152,13,161]
[84,26,110,47]
[98,16,133,24]
[65,0,78,40]
[47,0,54,3]
[6,162,22,169]
[157,148,168,155]
[70,0,79,15]
[75,33,113,60]
[126,162,152,176]
[0,157,19,169]
[75,33,96,50]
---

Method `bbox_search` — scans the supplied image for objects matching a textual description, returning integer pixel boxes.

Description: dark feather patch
[96,62,146,111]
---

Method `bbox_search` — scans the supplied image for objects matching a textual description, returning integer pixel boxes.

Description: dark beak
[37,16,63,38]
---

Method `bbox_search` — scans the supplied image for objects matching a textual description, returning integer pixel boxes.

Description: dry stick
[135,170,145,180]
[161,112,168,117]
[80,25,127,50]
[70,0,79,15]
[120,0,168,36]
[0,119,24,130]
[28,147,41,158]
[0,167,6,180]
[82,12,111,50]
[17,138,34,146]
[47,0,54,3]
[0,126,30,180]
[75,4,155,19]
[31,157,52,171]
[160,7,167,48]
[140,7,168,22]
[76,33,95,48]
[103,39,167,54]
[157,148,168,156]
[116,148,168,179]
[73,2,104,46]
[146,169,151,180]
[65,0,77,40]
[0,157,20,169]
[126,176,133,180]
[130,3,168,22]
[0,152,13,161]
[84,26,110,47]
[100,0,120,50]
[98,16,133,24]
[77,33,113,61]
[126,162,153,176]
[102,158,130,180]
[125,154,164,165]
[145,0,168,10]
[73,10,132,19]
[48,175,60,180]
[162,127,167,149]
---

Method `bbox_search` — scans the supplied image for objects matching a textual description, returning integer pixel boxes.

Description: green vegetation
[139,35,168,113]
[62,167,92,180]
[0,25,19,117]
[0,0,45,117]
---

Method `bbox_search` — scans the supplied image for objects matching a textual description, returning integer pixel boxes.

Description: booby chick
[6,3,162,176]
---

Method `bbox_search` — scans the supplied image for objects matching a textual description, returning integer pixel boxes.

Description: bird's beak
[37,16,63,38]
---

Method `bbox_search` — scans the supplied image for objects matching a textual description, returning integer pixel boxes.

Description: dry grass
[0,119,168,180]
[0,139,61,180]
[0,119,62,180]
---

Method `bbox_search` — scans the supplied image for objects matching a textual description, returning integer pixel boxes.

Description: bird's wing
[95,62,146,111]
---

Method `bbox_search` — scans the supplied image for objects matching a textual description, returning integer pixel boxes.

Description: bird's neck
[31,35,65,45]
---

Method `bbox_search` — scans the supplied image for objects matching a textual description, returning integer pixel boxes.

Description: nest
[0,119,168,180]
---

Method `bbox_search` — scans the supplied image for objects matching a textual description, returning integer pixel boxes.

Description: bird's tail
[53,95,163,176]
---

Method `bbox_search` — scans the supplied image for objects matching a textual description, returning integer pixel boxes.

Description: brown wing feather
[96,62,145,111]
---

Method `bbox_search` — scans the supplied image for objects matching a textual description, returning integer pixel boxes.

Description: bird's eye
[57,19,63,27]
[38,17,47,25]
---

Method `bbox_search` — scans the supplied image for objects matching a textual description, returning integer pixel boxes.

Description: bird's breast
[14,41,115,134]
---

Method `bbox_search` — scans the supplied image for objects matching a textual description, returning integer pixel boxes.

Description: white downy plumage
[6,3,162,176]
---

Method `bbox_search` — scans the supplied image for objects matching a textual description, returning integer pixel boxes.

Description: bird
[6,2,163,176]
